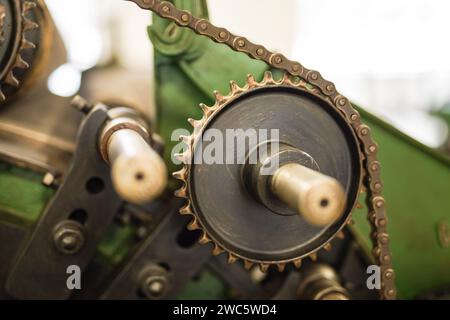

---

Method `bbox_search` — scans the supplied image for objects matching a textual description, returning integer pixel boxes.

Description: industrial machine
[0,0,449,300]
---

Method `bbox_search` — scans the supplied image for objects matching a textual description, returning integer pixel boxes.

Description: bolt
[53,220,86,255]
[138,264,171,300]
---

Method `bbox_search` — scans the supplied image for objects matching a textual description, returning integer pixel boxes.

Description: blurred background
[45,0,450,148]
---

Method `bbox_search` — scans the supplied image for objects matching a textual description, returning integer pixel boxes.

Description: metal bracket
[6,105,122,299]
[100,203,211,299]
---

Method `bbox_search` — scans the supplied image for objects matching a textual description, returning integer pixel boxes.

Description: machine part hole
[68,209,88,225]
[135,171,145,181]
[320,198,329,208]
[86,177,105,194]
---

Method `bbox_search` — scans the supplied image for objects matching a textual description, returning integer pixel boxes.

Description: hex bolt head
[53,220,86,255]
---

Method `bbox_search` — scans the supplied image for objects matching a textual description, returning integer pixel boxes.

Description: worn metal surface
[0,0,48,103]
[176,79,361,267]
[127,0,395,299]
[6,106,122,299]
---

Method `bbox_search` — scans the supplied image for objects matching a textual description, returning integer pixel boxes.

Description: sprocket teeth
[213,90,225,104]
[212,244,224,256]
[187,118,199,128]
[229,80,242,94]
[5,73,19,87]
[14,55,29,69]
[277,263,286,272]
[246,74,257,88]
[263,71,275,84]
[243,260,254,270]
[293,259,302,269]
[187,217,200,231]
[227,253,237,264]
[172,167,187,180]
[174,185,188,198]
[323,243,332,251]
[336,230,345,239]
[199,103,212,116]
[179,202,192,215]
[309,253,318,262]
[259,264,269,273]
[21,37,36,49]
[199,231,211,244]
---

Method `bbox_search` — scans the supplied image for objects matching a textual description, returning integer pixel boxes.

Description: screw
[53,220,86,255]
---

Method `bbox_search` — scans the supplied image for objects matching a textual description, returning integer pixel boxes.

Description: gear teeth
[229,80,242,94]
[199,103,212,116]
[23,18,38,31]
[277,263,286,272]
[293,259,302,269]
[187,217,200,231]
[356,202,364,209]
[14,55,29,69]
[323,243,332,251]
[187,118,199,128]
[263,71,275,84]
[227,253,237,264]
[212,244,224,256]
[174,185,188,198]
[246,74,257,88]
[179,202,192,215]
[213,90,225,104]
[243,260,254,270]
[336,231,345,239]
[259,264,269,273]
[5,72,19,87]
[21,37,36,49]
[309,253,318,262]
[347,217,355,225]
[173,167,187,181]
[199,232,211,244]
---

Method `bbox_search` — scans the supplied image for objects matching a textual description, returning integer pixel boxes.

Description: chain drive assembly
[126,0,396,299]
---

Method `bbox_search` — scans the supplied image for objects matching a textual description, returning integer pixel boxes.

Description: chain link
[127,0,396,299]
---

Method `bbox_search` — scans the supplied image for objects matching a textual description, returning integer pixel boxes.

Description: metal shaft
[107,128,167,204]
[271,163,346,226]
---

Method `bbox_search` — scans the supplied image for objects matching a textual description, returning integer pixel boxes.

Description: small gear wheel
[0,0,41,103]
[173,71,364,272]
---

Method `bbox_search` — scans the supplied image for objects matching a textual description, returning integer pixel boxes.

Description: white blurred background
[45,0,450,148]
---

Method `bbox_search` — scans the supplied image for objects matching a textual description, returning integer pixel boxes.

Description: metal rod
[271,163,346,226]
[107,128,167,204]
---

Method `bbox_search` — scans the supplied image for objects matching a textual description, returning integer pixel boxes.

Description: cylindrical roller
[271,163,346,226]
[107,128,167,204]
